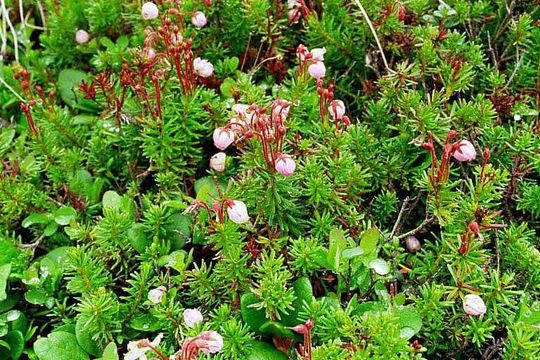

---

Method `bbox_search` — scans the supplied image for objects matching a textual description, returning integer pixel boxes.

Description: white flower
[226,200,249,224]
[148,286,166,304]
[210,152,227,172]
[124,333,163,360]
[199,331,223,355]
[183,308,204,328]
[328,100,346,120]
[191,11,207,28]
[193,57,214,78]
[75,30,90,44]
[141,2,159,20]
[275,154,296,177]
[213,127,235,150]
[463,294,486,316]
[310,47,326,62]
[308,61,326,79]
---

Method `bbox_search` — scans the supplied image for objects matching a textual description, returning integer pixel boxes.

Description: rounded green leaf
[76,317,101,357]
[369,259,390,275]
[246,341,288,360]
[34,332,90,360]
[54,207,77,226]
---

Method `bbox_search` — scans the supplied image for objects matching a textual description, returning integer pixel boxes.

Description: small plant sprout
[75,30,90,44]
[141,2,159,20]
[148,286,167,304]
[463,294,487,316]
[183,309,204,328]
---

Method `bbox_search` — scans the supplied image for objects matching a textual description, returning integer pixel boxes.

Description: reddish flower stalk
[289,319,314,360]
[20,101,39,136]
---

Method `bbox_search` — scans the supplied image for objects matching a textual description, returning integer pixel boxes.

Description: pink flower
[226,200,249,224]
[288,0,301,8]
[453,140,476,162]
[144,48,156,61]
[308,61,326,79]
[193,57,214,78]
[141,2,159,20]
[183,309,204,328]
[171,33,184,45]
[405,236,421,253]
[75,30,90,44]
[213,127,234,150]
[310,48,326,62]
[275,154,296,177]
[463,294,486,316]
[210,152,226,172]
[191,11,207,28]
[288,8,301,24]
[328,100,346,120]
[181,331,223,358]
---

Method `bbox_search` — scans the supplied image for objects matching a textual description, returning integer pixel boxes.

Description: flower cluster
[184,199,250,225]
[212,99,297,177]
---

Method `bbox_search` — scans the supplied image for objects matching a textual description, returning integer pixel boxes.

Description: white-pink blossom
[141,2,159,20]
[191,11,207,28]
[453,140,476,162]
[275,154,296,177]
[213,127,235,150]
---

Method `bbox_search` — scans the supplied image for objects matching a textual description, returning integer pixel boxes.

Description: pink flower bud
[213,127,234,150]
[453,140,476,162]
[205,0,212,6]
[191,11,207,28]
[75,30,90,44]
[328,100,346,120]
[144,47,156,61]
[141,2,159,20]
[463,294,486,316]
[310,48,326,62]
[148,286,166,304]
[226,200,249,224]
[171,33,183,45]
[296,44,309,61]
[308,61,326,80]
[183,308,204,328]
[405,236,421,253]
[199,331,223,354]
[193,57,214,78]
[210,152,226,172]
[275,154,296,177]
[288,8,301,24]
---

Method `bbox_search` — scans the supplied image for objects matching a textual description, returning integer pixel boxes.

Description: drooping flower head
[147,286,166,304]
[213,127,235,150]
[191,11,207,28]
[210,152,226,172]
[183,308,204,328]
[124,333,163,360]
[328,100,346,120]
[463,294,486,316]
[75,30,90,44]
[193,58,214,78]
[141,2,159,20]
[275,154,296,177]
[308,61,326,80]
[226,200,249,224]
[453,140,476,162]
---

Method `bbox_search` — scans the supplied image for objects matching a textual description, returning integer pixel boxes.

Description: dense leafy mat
[0,0,539,359]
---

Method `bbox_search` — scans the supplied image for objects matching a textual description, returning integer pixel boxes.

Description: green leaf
[360,228,379,254]
[128,224,150,254]
[76,317,101,357]
[24,288,49,306]
[22,213,50,228]
[395,306,422,339]
[2,331,24,359]
[102,342,119,360]
[259,321,294,338]
[0,264,11,302]
[128,314,161,332]
[369,259,390,275]
[34,332,89,360]
[194,176,225,203]
[327,228,347,271]
[102,191,122,212]
[281,277,314,326]
[342,246,364,259]
[241,293,267,333]
[0,128,15,156]
[43,222,58,237]
[245,341,287,360]
[157,250,188,272]
[0,240,18,266]
[54,207,77,226]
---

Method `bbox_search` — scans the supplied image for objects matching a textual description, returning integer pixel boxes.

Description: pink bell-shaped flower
[75,30,90,44]
[193,57,214,78]
[463,294,486,316]
[191,11,207,28]
[226,200,249,224]
[275,154,296,177]
[453,140,476,162]
[328,100,346,120]
[308,61,326,80]
[213,127,235,150]
[183,308,204,328]
[210,152,226,172]
[141,2,159,20]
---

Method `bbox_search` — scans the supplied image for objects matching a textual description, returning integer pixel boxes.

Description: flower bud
[463,294,486,316]
[453,140,476,162]
[272,99,290,120]
[144,47,156,61]
[193,57,214,78]
[328,100,346,120]
[141,2,159,20]
[148,286,166,304]
[198,331,223,354]
[183,308,204,328]
[75,30,90,44]
[226,200,249,224]
[210,152,226,172]
[275,154,296,177]
[288,8,301,24]
[191,11,207,28]
[308,61,326,80]
[296,44,309,61]
[213,127,235,150]
[405,236,421,253]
